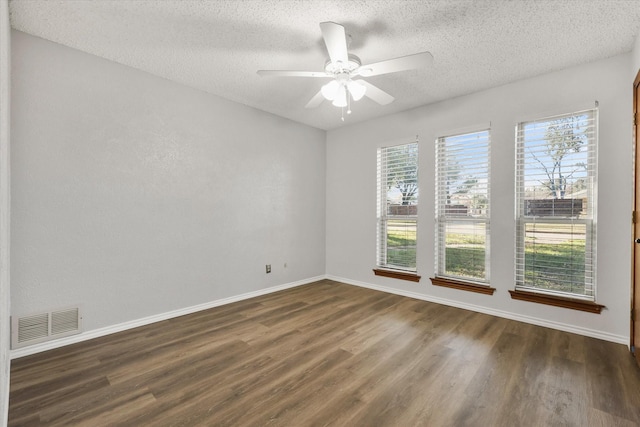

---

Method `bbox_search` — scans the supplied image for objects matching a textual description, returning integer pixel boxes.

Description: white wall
[10,31,326,337]
[0,1,10,423]
[326,53,632,343]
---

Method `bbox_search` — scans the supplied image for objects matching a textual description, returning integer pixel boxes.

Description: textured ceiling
[9,0,640,130]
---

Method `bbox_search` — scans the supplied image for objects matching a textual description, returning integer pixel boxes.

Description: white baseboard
[11,273,627,359]
[326,275,628,345]
[10,275,325,360]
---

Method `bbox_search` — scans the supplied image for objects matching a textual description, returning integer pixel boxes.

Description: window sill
[373,269,421,282]
[430,277,495,295]
[509,289,604,314]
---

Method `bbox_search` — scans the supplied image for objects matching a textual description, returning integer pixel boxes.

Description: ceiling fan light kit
[257,21,434,121]
[321,74,366,104]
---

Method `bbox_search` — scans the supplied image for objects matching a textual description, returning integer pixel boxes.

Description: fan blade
[359,80,394,105]
[305,90,325,109]
[358,52,434,77]
[257,70,330,78]
[320,22,348,65]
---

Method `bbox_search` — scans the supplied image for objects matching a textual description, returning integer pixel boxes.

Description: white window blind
[377,142,418,271]
[515,109,597,299]
[436,130,490,283]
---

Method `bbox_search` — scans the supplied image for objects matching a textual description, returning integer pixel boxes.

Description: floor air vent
[11,306,82,349]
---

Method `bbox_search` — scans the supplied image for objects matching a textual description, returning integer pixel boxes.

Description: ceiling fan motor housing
[325,54,362,75]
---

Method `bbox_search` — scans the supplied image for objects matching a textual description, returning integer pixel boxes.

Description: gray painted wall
[10,30,326,333]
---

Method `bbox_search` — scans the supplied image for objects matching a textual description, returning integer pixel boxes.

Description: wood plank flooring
[8,279,640,426]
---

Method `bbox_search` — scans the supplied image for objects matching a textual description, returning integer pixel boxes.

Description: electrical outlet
[266,264,271,273]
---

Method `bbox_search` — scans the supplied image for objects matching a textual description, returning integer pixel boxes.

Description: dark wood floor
[8,279,640,426]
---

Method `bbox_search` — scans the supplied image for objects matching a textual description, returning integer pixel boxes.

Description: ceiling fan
[257,22,434,116]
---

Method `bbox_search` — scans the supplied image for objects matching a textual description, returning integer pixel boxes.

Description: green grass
[384,227,587,295]
[387,233,416,247]
[445,247,485,279]
[387,248,417,269]
[446,233,484,245]
[385,223,417,269]
[443,232,486,280]
[523,241,585,294]
[443,232,586,294]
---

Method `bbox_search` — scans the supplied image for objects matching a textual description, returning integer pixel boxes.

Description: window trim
[434,128,491,287]
[514,108,598,302]
[509,289,604,314]
[374,268,421,282]
[376,140,419,273]
[430,277,495,295]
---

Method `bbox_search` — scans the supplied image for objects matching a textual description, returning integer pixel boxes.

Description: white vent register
[11,306,82,349]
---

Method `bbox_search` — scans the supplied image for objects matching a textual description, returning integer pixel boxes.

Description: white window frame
[435,129,491,284]
[376,141,419,272]
[515,109,597,300]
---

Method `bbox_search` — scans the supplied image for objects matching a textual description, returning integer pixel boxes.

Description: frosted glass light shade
[321,80,339,100]
[347,80,366,101]
[332,85,348,107]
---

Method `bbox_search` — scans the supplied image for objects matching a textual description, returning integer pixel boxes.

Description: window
[376,141,418,275]
[435,130,491,287]
[515,109,597,301]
